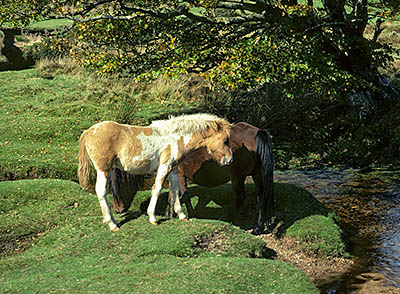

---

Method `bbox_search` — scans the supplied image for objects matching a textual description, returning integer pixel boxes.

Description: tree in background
[1,0,398,93]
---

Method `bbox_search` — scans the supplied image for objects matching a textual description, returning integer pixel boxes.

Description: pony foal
[78,114,233,231]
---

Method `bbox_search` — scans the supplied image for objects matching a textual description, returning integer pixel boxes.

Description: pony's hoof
[150,221,158,226]
[111,226,120,232]
[180,218,190,222]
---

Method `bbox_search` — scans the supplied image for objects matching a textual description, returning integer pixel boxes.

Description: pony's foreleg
[168,169,188,221]
[96,170,119,232]
[147,164,169,225]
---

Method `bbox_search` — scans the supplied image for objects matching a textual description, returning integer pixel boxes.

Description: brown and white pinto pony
[170,122,274,235]
[78,113,233,231]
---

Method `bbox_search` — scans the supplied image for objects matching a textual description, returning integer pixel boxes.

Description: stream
[274,169,400,293]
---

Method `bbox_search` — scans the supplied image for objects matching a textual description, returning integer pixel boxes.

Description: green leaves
[0,0,49,27]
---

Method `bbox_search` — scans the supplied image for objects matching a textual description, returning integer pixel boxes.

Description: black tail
[108,169,143,213]
[255,129,274,232]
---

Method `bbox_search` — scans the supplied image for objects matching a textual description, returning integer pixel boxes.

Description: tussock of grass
[286,215,347,257]
[145,74,208,105]
[35,57,84,78]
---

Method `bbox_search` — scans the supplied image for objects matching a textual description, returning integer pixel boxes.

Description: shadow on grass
[118,210,143,227]
[122,182,333,238]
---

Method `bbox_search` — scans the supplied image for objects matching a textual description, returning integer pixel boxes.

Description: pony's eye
[224,138,229,145]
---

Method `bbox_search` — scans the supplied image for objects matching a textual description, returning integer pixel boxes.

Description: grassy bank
[0,179,326,293]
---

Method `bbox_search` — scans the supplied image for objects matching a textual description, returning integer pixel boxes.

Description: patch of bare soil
[195,230,231,254]
[258,234,400,293]
[259,234,352,283]
[0,231,42,255]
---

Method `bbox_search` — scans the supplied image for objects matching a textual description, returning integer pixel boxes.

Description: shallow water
[275,169,400,292]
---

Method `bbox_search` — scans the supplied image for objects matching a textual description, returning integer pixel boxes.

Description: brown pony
[78,113,233,231]
[170,122,274,235]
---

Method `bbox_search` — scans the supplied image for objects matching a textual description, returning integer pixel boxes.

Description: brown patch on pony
[185,125,231,160]
[176,136,186,159]
[119,126,152,162]
[172,119,232,161]
[195,119,232,142]
[85,123,152,172]
[129,158,152,171]
[160,144,172,164]
[141,127,153,136]
[229,122,257,151]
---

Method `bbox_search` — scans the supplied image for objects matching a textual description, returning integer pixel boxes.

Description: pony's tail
[78,131,92,190]
[256,129,274,227]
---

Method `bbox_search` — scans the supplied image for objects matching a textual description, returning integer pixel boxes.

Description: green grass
[0,67,199,181]
[28,18,74,30]
[0,179,318,293]
[286,215,347,257]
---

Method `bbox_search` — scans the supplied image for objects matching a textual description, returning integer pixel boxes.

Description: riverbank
[274,169,400,293]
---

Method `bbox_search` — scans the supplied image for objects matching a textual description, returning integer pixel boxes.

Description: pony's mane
[150,113,231,136]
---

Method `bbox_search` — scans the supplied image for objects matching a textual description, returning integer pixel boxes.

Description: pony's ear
[216,124,222,131]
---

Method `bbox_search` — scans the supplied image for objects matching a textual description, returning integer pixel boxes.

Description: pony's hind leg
[168,169,188,221]
[96,170,119,232]
[231,178,246,212]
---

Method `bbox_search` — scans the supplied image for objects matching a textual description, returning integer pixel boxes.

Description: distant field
[28,18,73,30]
[364,19,400,83]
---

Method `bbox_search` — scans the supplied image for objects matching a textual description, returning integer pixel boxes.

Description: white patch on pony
[125,132,172,174]
[95,170,118,231]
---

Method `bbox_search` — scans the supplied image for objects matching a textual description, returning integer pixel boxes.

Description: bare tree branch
[372,18,385,43]
[68,1,266,26]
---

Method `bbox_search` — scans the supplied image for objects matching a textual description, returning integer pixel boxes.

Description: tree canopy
[1,1,399,94]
